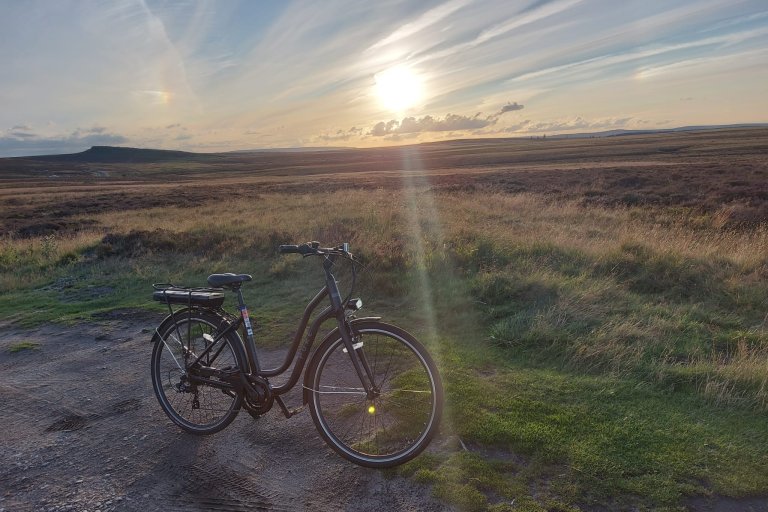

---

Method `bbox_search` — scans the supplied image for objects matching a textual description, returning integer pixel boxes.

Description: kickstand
[274,396,305,418]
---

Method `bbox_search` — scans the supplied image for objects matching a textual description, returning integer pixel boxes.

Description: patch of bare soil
[0,313,451,511]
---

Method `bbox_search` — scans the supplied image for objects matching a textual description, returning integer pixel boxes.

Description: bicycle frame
[178,254,377,413]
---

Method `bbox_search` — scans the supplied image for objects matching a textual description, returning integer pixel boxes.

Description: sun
[374,65,424,113]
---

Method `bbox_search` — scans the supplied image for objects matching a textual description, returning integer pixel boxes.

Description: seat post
[234,285,261,373]
[234,286,246,308]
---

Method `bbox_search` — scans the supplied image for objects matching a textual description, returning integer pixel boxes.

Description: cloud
[71,126,108,136]
[500,120,532,132]
[314,101,528,142]
[368,100,526,137]
[10,131,36,139]
[0,128,129,157]
[370,112,498,137]
[316,126,363,142]
[499,102,524,114]
[317,113,651,143]
[518,116,633,133]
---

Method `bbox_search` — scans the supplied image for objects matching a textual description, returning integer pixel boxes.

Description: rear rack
[152,283,229,347]
[152,283,226,307]
[152,283,225,292]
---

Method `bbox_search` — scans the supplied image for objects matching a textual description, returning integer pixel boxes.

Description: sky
[1,0,767,157]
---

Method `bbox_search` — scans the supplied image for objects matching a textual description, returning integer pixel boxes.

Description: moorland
[1,127,767,511]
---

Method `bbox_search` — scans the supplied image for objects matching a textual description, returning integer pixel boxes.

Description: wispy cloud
[507,25,768,86]
[519,116,633,133]
[316,126,364,142]
[475,0,583,46]
[635,46,768,79]
[368,0,472,51]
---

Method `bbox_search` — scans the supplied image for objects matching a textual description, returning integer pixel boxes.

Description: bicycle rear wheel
[151,309,244,435]
[306,321,443,468]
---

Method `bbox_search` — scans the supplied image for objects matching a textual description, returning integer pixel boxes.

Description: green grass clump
[439,346,768,509]
[7,341,40,353]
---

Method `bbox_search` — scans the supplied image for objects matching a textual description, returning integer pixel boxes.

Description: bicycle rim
[310,326,441,466]
[152,313,242,434]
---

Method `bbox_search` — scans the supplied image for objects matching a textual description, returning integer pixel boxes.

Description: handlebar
[278,244,314,255]
[279,241,358,306]
[278,241,351,257]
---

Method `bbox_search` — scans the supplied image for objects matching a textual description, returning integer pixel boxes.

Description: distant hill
[548,123,768,139]
[227,147,351,154]
[22,145,220,163]
[6,123,768,163]
[1,124,766,182]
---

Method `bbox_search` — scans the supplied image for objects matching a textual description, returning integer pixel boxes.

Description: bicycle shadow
[118,430,283,511]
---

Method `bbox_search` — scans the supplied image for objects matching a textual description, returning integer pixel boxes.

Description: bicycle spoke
[311,326,441,465]
[160,334,186,372]
[152,312,242,434]
[312,385,367,395]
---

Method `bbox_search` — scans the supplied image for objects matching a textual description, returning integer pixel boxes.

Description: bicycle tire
[306,321,443,468]
[151,309,244,435]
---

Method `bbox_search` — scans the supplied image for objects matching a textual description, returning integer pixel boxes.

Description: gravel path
[0,311,451,512]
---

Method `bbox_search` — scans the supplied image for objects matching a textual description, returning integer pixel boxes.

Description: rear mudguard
[149,307,249,373]
[151,307,207,344]
[302,316,381,404]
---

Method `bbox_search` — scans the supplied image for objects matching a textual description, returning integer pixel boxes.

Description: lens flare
[398,145,456,454]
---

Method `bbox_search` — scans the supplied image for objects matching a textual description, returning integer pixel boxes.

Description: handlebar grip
[297,243,316,255]
[278,245,300,254]
[279,244,316,255]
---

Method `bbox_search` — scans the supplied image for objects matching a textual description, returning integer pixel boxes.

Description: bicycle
[150,241,443,468]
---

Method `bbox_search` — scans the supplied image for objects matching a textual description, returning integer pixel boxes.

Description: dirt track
[0,311,450,512]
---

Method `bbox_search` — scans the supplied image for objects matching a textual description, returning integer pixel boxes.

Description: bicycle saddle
[207,273,253,288]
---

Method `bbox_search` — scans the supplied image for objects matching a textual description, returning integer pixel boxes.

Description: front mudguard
[302,316,381,404]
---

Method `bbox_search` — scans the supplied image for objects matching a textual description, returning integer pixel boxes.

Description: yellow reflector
[368,405,376,415]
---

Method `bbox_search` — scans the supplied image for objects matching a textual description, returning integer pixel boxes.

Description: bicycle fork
[324,257,378,399]
[335,310,379,400]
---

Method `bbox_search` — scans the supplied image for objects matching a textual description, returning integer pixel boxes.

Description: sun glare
[374,65,424,113]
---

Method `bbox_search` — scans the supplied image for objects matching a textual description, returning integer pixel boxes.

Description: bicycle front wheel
[151,309,244,435]
[306,321,443,468]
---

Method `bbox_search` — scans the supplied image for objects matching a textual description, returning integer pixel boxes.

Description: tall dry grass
[2,186,766,407]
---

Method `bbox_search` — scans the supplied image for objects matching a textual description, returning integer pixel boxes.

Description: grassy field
[1,129,767,511]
